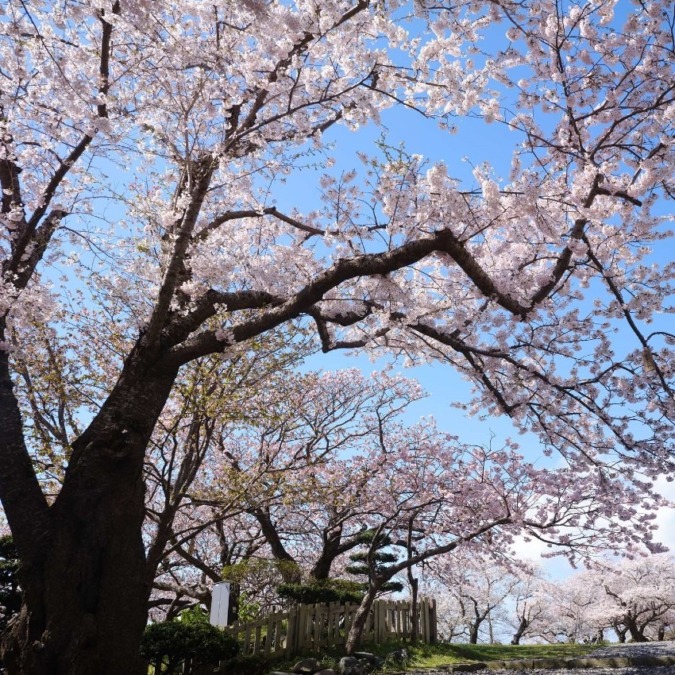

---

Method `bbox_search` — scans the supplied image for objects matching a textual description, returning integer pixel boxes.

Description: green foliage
[0,535,21,633]
[347,531,404,595]
[277,578,365,605]
[178,605,209,624]
[222,558,297,584]
[237,590,262,623]
[140,620,239,674]
[222,558,299,587]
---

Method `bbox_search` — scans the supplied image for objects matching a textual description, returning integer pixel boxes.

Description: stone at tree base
[386,648,410,664]
[293,658,325,673]
[339,656,365,675]
[353,652,377,662]
[353,652,385,669]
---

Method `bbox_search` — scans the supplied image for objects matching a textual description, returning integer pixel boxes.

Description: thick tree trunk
[4,472,149,674]
[309,527,345,580]
[0,344,177,674]
[249,507,301,583]
[625,614,648,643]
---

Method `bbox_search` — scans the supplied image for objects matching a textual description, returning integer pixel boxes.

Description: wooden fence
[226,597,437,658]
[152,599,437,674]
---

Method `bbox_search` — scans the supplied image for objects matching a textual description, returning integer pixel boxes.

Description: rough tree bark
[511,616,529,645]
[625,614,648,643]
[0,342,178,675]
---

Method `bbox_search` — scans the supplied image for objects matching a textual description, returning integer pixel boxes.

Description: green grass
[277,641,603,672]
[399,642,602,668]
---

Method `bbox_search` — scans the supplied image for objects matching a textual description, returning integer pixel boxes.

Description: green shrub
[278,578,364,604]
[140,620,239,674]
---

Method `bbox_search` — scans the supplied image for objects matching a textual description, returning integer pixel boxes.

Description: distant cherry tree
[588,554,675,642]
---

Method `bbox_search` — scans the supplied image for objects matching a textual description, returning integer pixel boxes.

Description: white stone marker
[209,581,231,627]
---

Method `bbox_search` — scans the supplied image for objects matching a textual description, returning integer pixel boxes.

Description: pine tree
[346,531,403,596]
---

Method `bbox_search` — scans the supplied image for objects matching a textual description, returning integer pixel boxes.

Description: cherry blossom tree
[142,331,314,597]
[149,510,273,623]
[328,431,667,653]
[507,568,550,645]
[587,554,675,642]
[532,556,675,644]
[216,369,425,583]
[533,571,604,644]
[0,0,673,672]
[146,368,425,614]
[426,552,520,644]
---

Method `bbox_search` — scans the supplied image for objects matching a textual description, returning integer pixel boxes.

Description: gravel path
[587,642,675,659]
[460,668,675,675]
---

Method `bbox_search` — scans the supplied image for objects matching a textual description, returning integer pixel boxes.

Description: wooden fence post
[372,600,378,645]
[287,606,298,658]
[429,598,437,644]
[421,598,431,644]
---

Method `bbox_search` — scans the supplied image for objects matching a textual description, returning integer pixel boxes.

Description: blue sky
[278,76,675,578]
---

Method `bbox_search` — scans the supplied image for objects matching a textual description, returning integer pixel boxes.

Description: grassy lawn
[399,642,602,668]
[278,641,602,671]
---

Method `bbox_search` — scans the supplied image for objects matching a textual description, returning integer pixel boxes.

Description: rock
[353,652,384,669]
[603,657,632,668]
[484,661,508,671]
[339,656,365,675]
[292,658,325,673]
[313,670,337,675]
[450,663,488,672]
[385,648,409,664]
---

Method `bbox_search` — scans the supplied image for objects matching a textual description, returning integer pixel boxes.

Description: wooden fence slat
[300,603,308,652]
[252,623,260,654]
[244,623,252,656]
[313,603,321,652]
[264,616,272,656]
[422,598,430,644]
[286,606,297,657]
